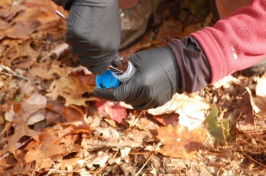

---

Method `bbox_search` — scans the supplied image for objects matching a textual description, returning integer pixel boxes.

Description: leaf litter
[0,0,265,175]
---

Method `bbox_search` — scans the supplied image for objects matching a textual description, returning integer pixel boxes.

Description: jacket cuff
[167,37,212,93]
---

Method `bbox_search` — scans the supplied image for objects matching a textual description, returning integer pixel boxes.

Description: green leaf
[204,106,230,142]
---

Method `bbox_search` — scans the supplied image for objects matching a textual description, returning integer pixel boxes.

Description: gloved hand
[65,0,121,75]
[93,46,181,110]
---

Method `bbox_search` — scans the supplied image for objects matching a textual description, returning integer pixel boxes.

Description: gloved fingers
[78,56,113,75]
[90,62,111,75]
[93,78,135,102]
[130,98,159,110]
[111,55,121,67]
[93,88,117,101]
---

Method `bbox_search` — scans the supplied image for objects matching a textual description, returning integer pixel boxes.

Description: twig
[0,64,29,81]
[135,142,161,176]
[244,154,266,168]
[0,138,32,161]
[0,153,10,161]
[55,10,67,21]
[40,43,69,62]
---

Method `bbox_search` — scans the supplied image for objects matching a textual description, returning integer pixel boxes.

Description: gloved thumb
[93,78,133,102]
[111,55,121,67]
[93,88,117,101]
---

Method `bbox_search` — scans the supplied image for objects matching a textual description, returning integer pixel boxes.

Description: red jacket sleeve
[192,0,266,83]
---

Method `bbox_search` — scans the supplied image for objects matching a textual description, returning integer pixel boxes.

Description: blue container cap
[96,70,120,89]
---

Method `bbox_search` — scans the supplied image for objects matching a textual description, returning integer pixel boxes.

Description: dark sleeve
[51,0,74,10]
[168,36,212,93]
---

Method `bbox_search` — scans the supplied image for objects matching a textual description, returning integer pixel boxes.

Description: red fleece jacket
[192,0,266,83]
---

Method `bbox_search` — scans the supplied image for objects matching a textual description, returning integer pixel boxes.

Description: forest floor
[0,0,265,175]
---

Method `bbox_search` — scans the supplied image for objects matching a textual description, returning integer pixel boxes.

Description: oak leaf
[157,124,208,158]
[46,66,96,106]
[4,123,40,156]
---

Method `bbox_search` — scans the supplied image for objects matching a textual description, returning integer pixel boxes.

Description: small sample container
[96,61,136,89]
[96,70,120,89]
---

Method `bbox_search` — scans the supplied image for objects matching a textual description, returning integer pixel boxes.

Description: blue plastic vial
[96,70,120,89]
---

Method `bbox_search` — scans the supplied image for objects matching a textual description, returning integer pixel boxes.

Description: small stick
[244,154,266,168]
[0,64,29,81]
[55,10,66,21]
[135,142,161,176]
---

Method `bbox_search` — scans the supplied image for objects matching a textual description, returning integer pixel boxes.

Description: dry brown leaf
[4,0,62,39]
[148,93,210,130]
[152,113,179,126]
[155,19,183,43]
[24,149,44,164]
[30,63,69,80]
[2,41,39,68]
[20,93,47,123]
[46,66,96,106]
[5,123,40,156]
[62,105,91,130]
[39,129,64,158]
[61,158,79,171]
[157,124,208,158]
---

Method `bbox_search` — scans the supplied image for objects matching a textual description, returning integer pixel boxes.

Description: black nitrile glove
[65,0,121,74]
[94,46,181,110]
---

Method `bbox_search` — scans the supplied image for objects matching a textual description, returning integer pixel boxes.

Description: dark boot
[240,58,266,77]
[119,0,162,50]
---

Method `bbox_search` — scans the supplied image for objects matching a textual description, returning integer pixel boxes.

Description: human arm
[94,37,211,110]
[191,0,266,83]
[94,0,266,110]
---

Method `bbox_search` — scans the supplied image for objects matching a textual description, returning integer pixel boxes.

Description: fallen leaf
[4,105,15,122]
[61,158,79,171]
[27,111,45,125]
[46,66,96,106]
[2,41,39,69]
[212,75,240,89]
[21,93,47,122]
[30,63,68,80]
[5,123,40,156]
[255,72,266,96]
[204,106,230,142]
[148,93,210,130]
[157,124,208,158]
[86,151,111,168]
[246,88,266,119]
[148,93,210,115]
[93,126,120,139]
[152,113,179,126]
[96,99,127,124]
[62,105,91,130]
[39,129,64,158]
